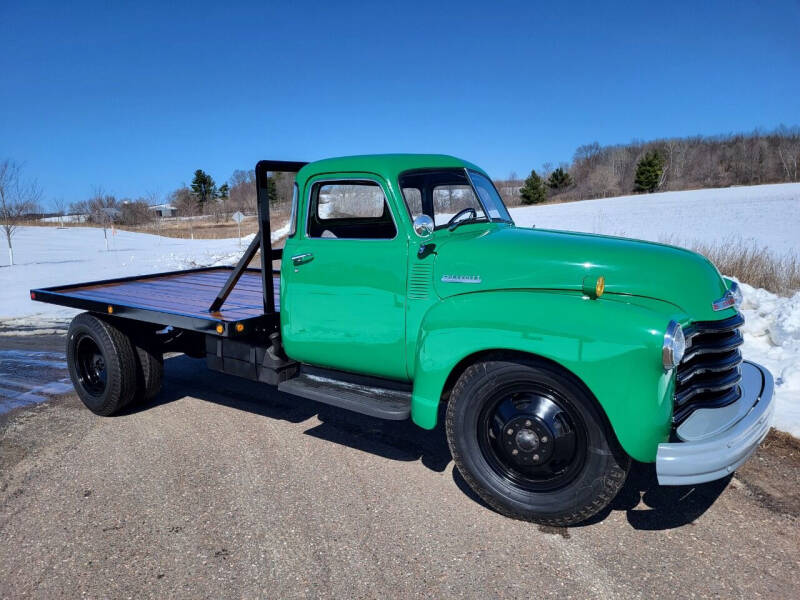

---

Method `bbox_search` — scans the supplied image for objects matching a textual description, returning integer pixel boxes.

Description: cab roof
[295,154,486,185]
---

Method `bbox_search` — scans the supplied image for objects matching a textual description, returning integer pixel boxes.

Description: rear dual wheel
[67,313,163,415]
[446,357,630,526]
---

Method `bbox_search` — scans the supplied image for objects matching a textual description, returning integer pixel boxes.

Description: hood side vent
[409,263,433,300]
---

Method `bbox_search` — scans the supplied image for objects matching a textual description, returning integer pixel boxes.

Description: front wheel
[446,357,630,526]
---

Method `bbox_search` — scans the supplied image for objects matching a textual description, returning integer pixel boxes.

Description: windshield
[399,168,513,229]
[467,170,514,224]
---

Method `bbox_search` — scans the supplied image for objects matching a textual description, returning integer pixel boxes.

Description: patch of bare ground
[732,429,800,518]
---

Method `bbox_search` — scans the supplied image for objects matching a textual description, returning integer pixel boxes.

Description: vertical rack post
[255,161,274,314]
[208,160,308,315]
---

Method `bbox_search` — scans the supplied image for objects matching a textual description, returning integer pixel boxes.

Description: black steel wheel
[74,334,108,396]
[446,356,630,526]
[477,384,588,493]
[67,313,138,416]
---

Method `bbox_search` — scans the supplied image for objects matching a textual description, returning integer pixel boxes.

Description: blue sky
[1,0,799,207]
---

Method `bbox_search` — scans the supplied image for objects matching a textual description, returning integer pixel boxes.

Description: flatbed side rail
[209,160,308,313]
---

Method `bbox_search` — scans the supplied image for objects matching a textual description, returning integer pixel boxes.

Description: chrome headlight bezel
[662,320,686,371]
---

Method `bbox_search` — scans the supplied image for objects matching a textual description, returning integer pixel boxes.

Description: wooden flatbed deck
[31,267,280,335]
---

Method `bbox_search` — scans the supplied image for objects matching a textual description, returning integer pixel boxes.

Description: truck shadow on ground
[130,355,729,531]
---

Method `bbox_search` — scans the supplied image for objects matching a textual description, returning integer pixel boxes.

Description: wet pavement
[0,330,72,414]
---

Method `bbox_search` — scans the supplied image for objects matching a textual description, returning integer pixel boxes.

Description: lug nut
[533,454,540,461]
[511,449,519,455]
[541,436,548,443]
[525,420,532,426]
[507,428,514,435]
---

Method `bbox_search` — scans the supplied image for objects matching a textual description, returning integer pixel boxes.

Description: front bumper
[656,360,775,486]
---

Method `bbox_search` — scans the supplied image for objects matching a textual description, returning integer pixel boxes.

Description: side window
[289,183,299,237]
[307,181,396,239]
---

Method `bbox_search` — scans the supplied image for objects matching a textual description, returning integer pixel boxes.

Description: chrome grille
[673,313,744,423]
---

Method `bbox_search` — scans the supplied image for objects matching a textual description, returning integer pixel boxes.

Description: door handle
[291,252,314,266]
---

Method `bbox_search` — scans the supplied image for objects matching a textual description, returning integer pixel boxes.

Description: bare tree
[777,137,800,182]
[228,169,257,213]
[0,159,42,266]
[87,187,118,250]
[119,198,153,226]
[52,197,67,228]
[170,186,197,239]
[145,190,163,237]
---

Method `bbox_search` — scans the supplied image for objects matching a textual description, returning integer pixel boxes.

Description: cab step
[277,368,411,420]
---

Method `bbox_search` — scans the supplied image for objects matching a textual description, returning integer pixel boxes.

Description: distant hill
[497,126,800,206]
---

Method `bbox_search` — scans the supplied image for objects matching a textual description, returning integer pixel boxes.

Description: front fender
[411,290,677,462]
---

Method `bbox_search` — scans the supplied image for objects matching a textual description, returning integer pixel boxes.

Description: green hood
[432,225,730,321]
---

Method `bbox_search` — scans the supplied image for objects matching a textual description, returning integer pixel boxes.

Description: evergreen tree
[268,179,278,205]
[519,169,548,205]
[267,174,279,206]
[634,151,664,193]
[217,183,229,200]
[547,167,572,189]
[190,169,217,211]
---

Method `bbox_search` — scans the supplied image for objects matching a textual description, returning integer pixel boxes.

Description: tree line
[62,167,294,232]
[166,168,294,221]
[503,126,800,205]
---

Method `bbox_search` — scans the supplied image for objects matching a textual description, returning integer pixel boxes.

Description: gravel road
[1,337,798,599]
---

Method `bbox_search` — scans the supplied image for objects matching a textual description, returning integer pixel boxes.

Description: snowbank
[737,282,800,437]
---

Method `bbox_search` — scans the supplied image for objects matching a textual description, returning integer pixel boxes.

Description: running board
[277,371,411,420]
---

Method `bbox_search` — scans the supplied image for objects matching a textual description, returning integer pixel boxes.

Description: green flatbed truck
[31,154,775,525]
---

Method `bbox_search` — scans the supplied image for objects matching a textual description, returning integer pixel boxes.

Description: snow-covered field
[0,181,798,436]
[510,182,800,257]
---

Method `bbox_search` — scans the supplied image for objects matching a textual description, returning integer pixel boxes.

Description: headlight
[729,281,743,309]
[662,321,685,370]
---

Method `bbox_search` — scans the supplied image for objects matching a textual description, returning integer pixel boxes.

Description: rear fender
[411,290,675,462]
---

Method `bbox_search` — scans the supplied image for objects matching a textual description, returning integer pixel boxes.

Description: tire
[66,312,138,416]
[446,357,630,526]
[134,343,163,402]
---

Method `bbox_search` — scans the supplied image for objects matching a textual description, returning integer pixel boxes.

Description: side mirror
[413,214,434,238]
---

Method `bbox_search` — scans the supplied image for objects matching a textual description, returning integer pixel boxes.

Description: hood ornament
[712,291,735,311]
[712,282,742,311]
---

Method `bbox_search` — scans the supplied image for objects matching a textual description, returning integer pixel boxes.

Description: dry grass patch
[22,213,291,241]
[686,240,800,296]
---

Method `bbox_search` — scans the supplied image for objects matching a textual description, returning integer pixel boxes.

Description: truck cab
[32,154,775,526]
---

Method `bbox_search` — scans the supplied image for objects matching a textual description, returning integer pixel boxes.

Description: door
[281,175,408,380]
